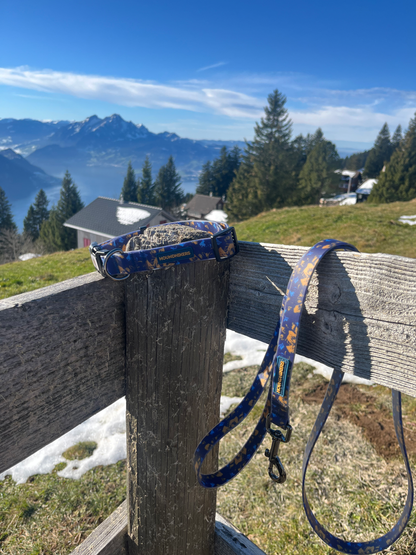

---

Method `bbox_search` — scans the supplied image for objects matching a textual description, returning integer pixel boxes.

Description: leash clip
[265,424,292,483]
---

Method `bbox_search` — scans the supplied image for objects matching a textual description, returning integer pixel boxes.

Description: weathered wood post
[125,259,230,554]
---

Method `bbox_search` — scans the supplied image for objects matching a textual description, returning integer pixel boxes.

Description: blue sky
[1,0,416,151]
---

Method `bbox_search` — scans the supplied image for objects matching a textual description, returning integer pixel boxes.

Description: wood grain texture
[125,261,230,555]
[70,500,128,555]
[228,241,416,396]
[215,513,267,555]
[0,272,125,474]
[70,502,264,555]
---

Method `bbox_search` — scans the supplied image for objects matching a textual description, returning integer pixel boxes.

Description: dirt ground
[302,382,416,462]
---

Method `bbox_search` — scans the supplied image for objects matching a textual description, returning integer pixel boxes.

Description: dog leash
[89,220,239,280]
[194,239,413,554]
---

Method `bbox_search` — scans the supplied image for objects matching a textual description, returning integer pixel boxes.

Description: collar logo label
[272,356,290,397]
[157,245,195,264]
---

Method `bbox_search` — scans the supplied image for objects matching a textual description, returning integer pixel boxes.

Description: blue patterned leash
[89,220,239,280]
[194,239,413,553]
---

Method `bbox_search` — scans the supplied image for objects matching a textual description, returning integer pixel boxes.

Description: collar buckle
[211,226,239,262]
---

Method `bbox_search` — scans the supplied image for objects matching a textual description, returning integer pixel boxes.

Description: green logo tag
[272,356,290,397]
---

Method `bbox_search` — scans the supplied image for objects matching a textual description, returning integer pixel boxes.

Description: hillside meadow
[232,199,416,259]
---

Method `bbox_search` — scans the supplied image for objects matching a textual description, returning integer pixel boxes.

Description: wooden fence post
[125,260,230,555]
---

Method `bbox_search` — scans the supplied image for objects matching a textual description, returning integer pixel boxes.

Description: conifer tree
[196,161,216,196]
[153,156,184,213]
[392,125,403,150]
[369,114,416,203]
[248,90,294,209]
[226,155,262,221]
[364,123,393,178]
[137,156,155,205]
[121,161,137,202]
[0,187,17,232]
[196,146,241,198]
[24,189,49,241]
[39,171,83,251]
[226,90,296,218]
[296,136,340,205]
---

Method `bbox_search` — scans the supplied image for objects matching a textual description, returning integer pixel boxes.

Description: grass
[0,248,93,300]
[216,364,416,555]
[232,199,416,259]
[0,461,126,554]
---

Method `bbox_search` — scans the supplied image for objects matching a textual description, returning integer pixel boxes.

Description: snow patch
[18,253,41,261]
[116,206,151,225]
[205,209,228,223]
[399,215,416,225]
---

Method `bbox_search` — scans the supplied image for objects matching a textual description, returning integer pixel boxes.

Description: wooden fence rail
[1,241,416,554]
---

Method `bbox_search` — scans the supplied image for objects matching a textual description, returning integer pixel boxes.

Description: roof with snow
[185,194,224,219]
[356,178,377,195]
[64,197,175,238]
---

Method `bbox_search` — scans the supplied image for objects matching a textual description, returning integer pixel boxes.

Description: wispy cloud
[197,61,228,72]
[0,66,262,119]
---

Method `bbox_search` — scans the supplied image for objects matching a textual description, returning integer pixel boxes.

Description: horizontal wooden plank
[228,241,416,397]
[70,502,265,555]
[0,272,126,474]
[71,500,128,555]
[215,513,267,555]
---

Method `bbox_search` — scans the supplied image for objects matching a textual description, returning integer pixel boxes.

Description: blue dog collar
[89,220,239,281]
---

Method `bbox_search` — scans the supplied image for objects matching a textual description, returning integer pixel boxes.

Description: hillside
[233,200,416,259]
[0,148,61,201]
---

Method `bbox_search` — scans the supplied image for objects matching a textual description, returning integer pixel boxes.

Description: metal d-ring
[103,248,130,281]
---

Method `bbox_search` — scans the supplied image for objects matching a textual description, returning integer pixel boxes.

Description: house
[356,179,377,203]
[335,170,363,192]
[184,194,225,220]
[64,196,176,248]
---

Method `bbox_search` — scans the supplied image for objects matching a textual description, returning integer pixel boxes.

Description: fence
[1,241,416,554]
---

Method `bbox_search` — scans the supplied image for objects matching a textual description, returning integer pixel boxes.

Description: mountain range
[0,114,244,194]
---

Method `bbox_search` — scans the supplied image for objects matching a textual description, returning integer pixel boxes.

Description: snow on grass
[0,330,371,484]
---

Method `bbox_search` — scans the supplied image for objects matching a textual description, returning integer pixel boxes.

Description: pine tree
[153,156,184,212]
[137,156,155,205]
[39,171,83,251]
[369,114,416,203]
[392,125,403,150]
[196,161,216,196]
[24,189,49,241]
[364,123,393,178]
[248,89,295,209]
[196,146,241,198]
[121,161,137,202]
[225,155,262,221]
[0,187,17,232]
[296,136,340,205]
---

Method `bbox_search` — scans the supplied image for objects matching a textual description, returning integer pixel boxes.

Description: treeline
[0,171,83,263]
[197,89,416,220]
[120,155,187,213]
[196,90,342,221]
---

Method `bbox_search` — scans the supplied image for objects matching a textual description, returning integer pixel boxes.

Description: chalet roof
[64,196,174,238]
[185,194,223,219]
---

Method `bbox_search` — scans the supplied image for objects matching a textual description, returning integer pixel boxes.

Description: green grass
[0,461,126,554]
[216,365,416,555]
[0,248,93,299]
[233,199,416,259]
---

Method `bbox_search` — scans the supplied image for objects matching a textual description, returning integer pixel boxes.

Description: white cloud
[0,66,262,119]
[197,61,228,72]
[290,105,416,141]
